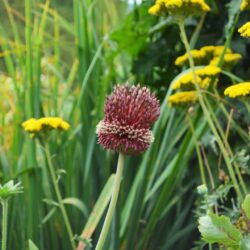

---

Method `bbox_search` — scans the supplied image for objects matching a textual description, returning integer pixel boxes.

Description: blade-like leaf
[242,195,250,219]
[62,197,88,218]
[28,240,40,250]
[77,174,115,250]
[240,236,250,250]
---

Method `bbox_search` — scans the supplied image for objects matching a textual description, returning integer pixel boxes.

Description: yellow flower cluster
[238,22,250,38]
[209,53,242,67]
[175,45,240,67]
[168,91,198,106]
[172,66,221,89]
[175,50,206,67]
[148,0,210,17]
[224,82,250,98]
[240,0,250,11]
[22,117,70,134]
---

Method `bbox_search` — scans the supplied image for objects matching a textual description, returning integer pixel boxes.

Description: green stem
[244,100,250,114]
[202,96,248,195]
[44,144,76,250]
[187,114,207,185]
[178,21,243,200]
[1,200,8,250]
[95,152,125,250]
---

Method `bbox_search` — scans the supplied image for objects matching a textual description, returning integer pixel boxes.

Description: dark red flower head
[96,84,160,155]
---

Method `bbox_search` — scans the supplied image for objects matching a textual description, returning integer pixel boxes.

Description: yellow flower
[38,117,70,130]
[168,91,198,106]
[148,0,210,17]
[22,117,70,134]
[212,46,232,56]
[209,53,242,67]
[175,50,206,66]
[172,66,221,89]
[240,0,250,11]
[238,22,250,38]
[195,66,221,77]
[224,82,250,98]
[175,45,233,67]
[22,118,42,133]
[148,3,162,15]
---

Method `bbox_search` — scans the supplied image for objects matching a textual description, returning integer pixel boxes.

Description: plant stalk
[44,144,76,250]
[178,21,243,200]
[1,200,8,250]
[187,114,207,185]
[95,152,125,250]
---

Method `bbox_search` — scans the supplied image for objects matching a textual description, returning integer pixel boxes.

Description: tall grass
[0,0,249,250]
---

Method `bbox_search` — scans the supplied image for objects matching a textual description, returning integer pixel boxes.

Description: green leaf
[62,197,88,218]
[41,207,57,225]
[198,213,242,249]
[240,236,250,250]
[242,195,250,219]
[224,0,241,36]
[28,240,39,250]
[77,174,115,250]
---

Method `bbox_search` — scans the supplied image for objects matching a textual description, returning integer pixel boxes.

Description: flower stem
[178,21,243,200]
[95,152,125,250]
[187,114,207,185]
[1,200,8,250]
[44,143,76,250]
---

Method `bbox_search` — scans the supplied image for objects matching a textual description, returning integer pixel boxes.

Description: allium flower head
[96,84,160,155]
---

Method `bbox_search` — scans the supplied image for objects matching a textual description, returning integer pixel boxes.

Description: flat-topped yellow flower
[239,22,250,38]
[224,82,250,98]
[241,0,250,11]
[148,0,210,18]
[175,50,206,66]
[22,117,70,134]
[212,46,232,57]
[172,66,221,89]
[148,1,162,15]
[209,53,242,67]
[195,66,221,77]
[22,118,42,133]
[175,45,234,67]
[200,45,232,58]
[168,91,198,106]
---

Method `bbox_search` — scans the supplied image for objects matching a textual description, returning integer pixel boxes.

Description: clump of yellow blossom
[238,22,250,38]
[209,53,242,67]
[175,50,207,67]
[172,66,221,89]
[240,0,250,11]
[224,82,250,98]
[175,45,238,67]
[148,0,210,18]
[202,46,232,57]
[22,117,70,134]
[168,91,198,106]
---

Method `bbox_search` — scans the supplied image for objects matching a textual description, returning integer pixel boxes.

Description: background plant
[0,0,249,250]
